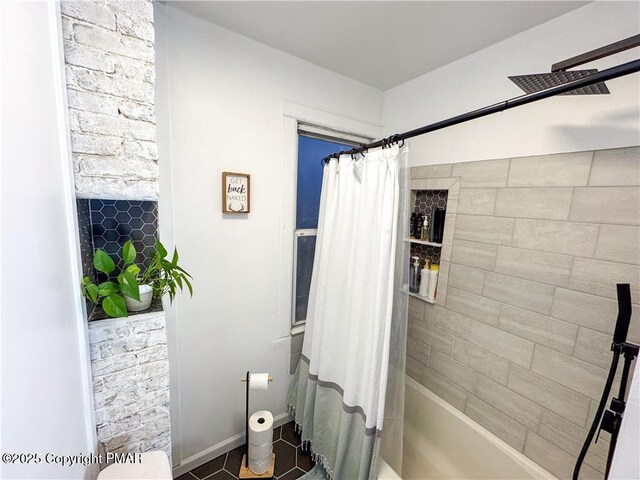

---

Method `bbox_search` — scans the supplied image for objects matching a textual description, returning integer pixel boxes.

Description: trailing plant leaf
[81,277,100,304]
[94,249,115,275]
[118,271,140,301]
[155,240,168,259]
[137,241,193,303]
[126,264,140,276]
[98,281,119,297]
[102,294,127,318]
[122,240,136,265]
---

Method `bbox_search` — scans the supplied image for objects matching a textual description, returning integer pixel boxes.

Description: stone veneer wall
[61,0,170,461]
[89,312,170,456]
[407,146,640,479]
[61,0,158,200]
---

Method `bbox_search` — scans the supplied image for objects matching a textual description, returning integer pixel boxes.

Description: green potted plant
[81,239,192,318]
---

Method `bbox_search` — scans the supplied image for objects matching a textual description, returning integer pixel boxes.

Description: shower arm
[322,58,640,163]
[551,34,640,72]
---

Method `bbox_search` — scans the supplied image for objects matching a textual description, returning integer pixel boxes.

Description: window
[292,128,368,326]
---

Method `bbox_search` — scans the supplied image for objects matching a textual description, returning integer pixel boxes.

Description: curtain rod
[322,59,640,163]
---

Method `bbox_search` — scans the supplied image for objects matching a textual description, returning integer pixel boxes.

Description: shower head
[509,69,610,95]
[508,34,640,96]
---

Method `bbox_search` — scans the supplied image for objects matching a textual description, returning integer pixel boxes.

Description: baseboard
[171,411,293,478]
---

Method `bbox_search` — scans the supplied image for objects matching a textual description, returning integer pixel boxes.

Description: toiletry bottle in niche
[427,264,439,302]
[415,214,424,240]
[433,208,446,243]
[419,259,430,297]
[409,256,420,293]
[428,210,436,242]
[410,212,417,238]
[421,217,429,241]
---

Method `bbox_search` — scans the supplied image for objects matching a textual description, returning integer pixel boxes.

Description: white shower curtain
[288,145,407,480]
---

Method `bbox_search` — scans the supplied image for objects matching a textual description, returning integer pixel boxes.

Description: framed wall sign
[222,172,250,213]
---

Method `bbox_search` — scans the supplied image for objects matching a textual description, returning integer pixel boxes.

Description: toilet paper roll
[249,410,273,445]
[249,443,272,460]
[249,373,270,390]
[248,410,273,474]
[249,456,272,475]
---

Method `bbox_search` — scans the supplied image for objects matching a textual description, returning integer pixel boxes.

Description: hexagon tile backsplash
[89,199,158,270]
[77,198,158,283]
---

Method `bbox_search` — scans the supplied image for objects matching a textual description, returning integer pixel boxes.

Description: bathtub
[399,376,555,480]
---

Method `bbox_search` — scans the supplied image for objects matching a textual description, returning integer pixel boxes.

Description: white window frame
[279,101,381,337]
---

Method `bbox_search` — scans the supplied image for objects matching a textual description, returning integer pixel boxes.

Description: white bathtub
[401,376,555,480]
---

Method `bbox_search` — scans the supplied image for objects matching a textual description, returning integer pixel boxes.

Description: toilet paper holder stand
[239,371,275,479]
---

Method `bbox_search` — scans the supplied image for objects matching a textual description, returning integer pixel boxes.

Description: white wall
[154,4,382,470]
[382,1,640,165]
[0,2,96,479]
[610,364,640,480]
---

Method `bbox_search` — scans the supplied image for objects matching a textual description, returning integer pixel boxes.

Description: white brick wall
[89,312,171,460]
[61,0,158,200]
[61,0,169,462]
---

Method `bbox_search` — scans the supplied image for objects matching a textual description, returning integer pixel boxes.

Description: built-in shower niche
[77,198,163,320]
[409,189,448,267]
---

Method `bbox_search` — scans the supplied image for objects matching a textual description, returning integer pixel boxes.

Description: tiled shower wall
[407,146,640,479]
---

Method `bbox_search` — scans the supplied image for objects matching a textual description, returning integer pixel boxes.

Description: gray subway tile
[428,307,534,368]
[442,213,456,246]
[452,159,510,188]
[495,187,573,220]
[531,345,610,400]
[420,366,467,411]
[569,258,640,300]
[406,356,424,382]
[429,350,477,392]
[594,225,640,265]
[411,164,452,179]
[589,147,640,186]
[573,328,613,370]
[508,364,591,427]
[484,272,555,315]
[409,296,426,321]
[451,339,510,385]
[512,219,599,257]
[450,239,497,270]
[508,151,592,187]
[475,375,542,430]
[524,432,601,480]
[551,288,640,342]
[457,188,497,215]
[538,409,609,473]
[445,286,501,326]
[499,304,578,354]
[436,260,450,306]
[570,187,640,225]
[448,263,485,295]
[465,395,527,451]
[411,321,453,355]
[455,214,514,245]
[407,337,430,366]
[495,246,572,286]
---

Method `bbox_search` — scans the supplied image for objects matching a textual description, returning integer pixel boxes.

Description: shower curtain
[288,145,409,480]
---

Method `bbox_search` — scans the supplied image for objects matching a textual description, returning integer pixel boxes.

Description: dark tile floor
[176,422,314,480]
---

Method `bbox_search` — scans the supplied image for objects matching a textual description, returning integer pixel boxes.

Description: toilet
[97,451,172,480]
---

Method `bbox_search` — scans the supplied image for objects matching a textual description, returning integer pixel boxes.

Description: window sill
[291,324,306,336]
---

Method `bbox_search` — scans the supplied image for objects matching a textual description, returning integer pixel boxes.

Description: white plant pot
[125,284,153,312]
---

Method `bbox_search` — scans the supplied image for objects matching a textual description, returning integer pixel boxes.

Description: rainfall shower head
[509,34,640,96]
[509,69,610,95]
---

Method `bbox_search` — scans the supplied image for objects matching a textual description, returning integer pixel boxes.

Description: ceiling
[170,1,590,90]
